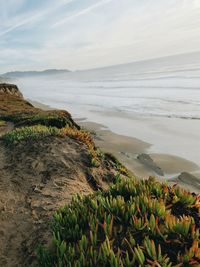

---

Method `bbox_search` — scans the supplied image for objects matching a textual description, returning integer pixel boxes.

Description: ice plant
[37,176,200,266]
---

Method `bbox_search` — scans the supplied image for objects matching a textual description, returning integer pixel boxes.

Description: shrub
[1,125,59,145]
[37,176,200,266]
[0,120,6,127]
[14,113,74,128]
[1,112,74,129]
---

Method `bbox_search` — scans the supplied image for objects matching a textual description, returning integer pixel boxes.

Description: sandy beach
[16,54,200,196]
[79,120,200,193]
[30,100,200,193]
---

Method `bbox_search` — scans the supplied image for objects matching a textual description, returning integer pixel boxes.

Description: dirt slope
[0,85,121,266]
[0,136,118,266]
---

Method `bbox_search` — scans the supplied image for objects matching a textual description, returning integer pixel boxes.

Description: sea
[16,52,200,166]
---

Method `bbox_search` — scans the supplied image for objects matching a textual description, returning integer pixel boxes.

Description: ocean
[16,52,200,166]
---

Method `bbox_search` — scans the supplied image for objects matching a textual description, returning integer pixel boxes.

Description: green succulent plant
[1,125,59,145]
[36,176,200,267]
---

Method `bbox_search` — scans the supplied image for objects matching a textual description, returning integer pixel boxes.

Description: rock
[137,153,164,176]
[177,172,200,189]
[0,83,23,98]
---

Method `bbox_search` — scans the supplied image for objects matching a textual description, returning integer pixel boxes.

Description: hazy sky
[1,0,200,72]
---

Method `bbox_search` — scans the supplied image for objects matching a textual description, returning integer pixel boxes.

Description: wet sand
[80,121,200,193]
[77,109,200,168]
[29,100,200,193]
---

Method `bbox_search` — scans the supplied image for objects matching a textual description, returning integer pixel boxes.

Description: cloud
[1,0,200,72]
[0,0,75,37]
[53,0,113,27]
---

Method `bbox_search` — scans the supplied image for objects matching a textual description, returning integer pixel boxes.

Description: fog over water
[16,52,200,166]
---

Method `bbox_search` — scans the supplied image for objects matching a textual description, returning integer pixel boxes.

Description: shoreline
[80,109,200,167]
[79,120,200,193]
[30,100,200,193]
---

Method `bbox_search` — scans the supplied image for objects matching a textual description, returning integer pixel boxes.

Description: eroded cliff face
[0,84,125,266]
[0,83,23,98]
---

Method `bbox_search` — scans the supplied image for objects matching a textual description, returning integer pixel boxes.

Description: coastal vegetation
[0,120,6,127]
[10,113,74,128]
[1,124,129,173]
[1,125,59,145]
[37,176,200,266]
[0,84,199,266]
[0,85,76,129]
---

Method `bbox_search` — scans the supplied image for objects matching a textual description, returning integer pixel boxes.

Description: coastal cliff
[0,84,199,267]
[0,84,126,266]
[0,83,23,98]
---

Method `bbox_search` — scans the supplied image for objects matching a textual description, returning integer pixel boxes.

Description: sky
[0,0,200,72]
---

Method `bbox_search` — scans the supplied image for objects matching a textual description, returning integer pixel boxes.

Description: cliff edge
[0,84,128,266]
[0,83,23,98]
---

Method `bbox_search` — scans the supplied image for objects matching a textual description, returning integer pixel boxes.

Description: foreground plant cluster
[36,176,200,267]
[1,96,199,266]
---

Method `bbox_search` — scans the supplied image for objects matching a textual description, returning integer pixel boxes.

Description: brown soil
[0,86,119,266]
[0,136,117,266]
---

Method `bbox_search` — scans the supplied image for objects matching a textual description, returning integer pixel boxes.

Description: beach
[78,120,200,193]
[17,52,200,193]
[33,99,200,193]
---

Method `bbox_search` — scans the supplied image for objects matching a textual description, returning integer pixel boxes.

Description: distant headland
[0,69,70,79]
